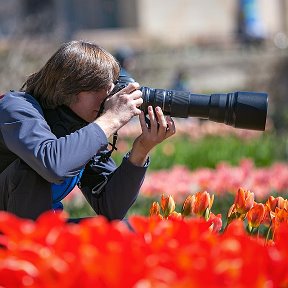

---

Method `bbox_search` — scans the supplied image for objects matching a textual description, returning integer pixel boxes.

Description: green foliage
[127,195,157,217]
[64,200,96,219]
[113,132,283,170]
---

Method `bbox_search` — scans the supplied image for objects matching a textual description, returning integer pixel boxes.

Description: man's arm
[79,153,149,220]
[0,92,108,183]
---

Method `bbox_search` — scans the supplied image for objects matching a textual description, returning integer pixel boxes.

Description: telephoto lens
[140,88,268,131]
[115,74,268,131]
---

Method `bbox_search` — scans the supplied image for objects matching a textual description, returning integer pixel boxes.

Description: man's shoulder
[1,90,38,104]
[0,91,44,121]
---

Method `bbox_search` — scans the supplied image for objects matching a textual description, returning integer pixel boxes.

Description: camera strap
[98,131,118,162]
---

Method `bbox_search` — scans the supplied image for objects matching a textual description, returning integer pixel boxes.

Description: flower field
[2,187,288,287]
[64,158,288,217]
[141,158,288,201]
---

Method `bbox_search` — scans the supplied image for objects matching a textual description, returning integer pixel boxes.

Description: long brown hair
[21,40,120,109]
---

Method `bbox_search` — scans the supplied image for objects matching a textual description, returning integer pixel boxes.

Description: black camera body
[114,73,268,131]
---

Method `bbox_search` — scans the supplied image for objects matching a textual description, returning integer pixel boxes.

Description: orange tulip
[160,194,176,218]
[271,207,288,233]
[247,202,265,229]
[191,191,214,218]
[227,203,246,228]
[234,187,254,215]
[265,196,279,212]
[227,203,236,218]
[168,211,182,219]
[181,195,194,217]
[149,202,161,217]
[262,204,272,227]
[277,197,288,210]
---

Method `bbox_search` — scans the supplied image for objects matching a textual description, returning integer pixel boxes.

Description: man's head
[22,40,120,110]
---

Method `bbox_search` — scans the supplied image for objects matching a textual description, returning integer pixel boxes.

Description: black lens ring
[226,93,236,126]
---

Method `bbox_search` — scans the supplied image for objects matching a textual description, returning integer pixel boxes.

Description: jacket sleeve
[79,152,149,220]
[0,92,108,183]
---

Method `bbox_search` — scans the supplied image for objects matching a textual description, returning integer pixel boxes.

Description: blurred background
[1,0,288,217]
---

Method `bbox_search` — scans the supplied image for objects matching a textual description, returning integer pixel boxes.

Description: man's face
[69,84,114,122]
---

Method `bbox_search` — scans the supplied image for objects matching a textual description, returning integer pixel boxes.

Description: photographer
[0,40,175,221]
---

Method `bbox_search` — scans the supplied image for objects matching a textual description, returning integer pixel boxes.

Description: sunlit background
[1,0,287,92]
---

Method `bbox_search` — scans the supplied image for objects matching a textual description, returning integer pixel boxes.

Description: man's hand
[95,82,143,138]
[128,106,176,166]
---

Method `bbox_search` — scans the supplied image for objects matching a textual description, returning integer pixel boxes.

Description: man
[0,41,175,221]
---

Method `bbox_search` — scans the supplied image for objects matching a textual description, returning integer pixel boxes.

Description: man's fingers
[141,106,175,139]
[155,107,168,138]
[120,82,140,94]
[139,111,149,132]
[165,116,176,136]
[148,106,159,133]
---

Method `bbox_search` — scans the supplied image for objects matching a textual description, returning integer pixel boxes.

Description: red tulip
[208,213,222,232]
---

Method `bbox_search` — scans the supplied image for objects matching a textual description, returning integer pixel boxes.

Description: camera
[113,73,268,131]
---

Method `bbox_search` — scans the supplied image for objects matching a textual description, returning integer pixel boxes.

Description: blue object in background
[239,0,266,43]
